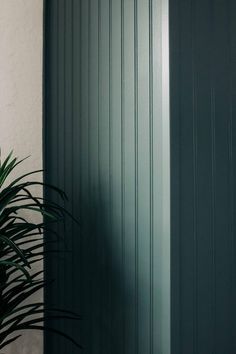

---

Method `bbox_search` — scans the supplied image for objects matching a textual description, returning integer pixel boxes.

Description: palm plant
[0,151,81,351]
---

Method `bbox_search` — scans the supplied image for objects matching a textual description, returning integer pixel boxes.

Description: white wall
[0,1,43,353]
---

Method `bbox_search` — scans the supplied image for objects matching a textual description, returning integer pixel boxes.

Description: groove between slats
[121,0,125,351]
[108,0,113,350]
[97,1,102,351]
[55,4,58,348]
[134,1,139,353]
[210,87,216,354]
[227,1,234,347]
[191,1,198,352]
[88,1,92,351]
[149,1,154,353]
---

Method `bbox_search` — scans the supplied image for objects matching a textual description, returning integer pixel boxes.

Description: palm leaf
[0,151,81,350]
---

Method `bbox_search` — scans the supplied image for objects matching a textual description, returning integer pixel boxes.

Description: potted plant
[0,151,81,350]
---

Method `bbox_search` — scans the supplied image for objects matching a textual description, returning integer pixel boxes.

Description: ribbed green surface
[170,1,236,353]
[44,1,169,353]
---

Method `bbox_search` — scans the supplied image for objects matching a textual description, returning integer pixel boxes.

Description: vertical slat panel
[169,0,180,350]
[72,0,82,346]
[181,1,195,350]
[44,0,170,353]
[134,0,139,352]
[123,1,135,353]
[89,0,99,352]
[110,1,123,352]
[64,1,74,352]
[137,1,150,353]
[99,1,111,352]
[170,0,236,353]
[80,0,89,349]
[149,2,154,353]
[194,1,212,353]
[57,1,65,351]
[230,4,236,353]
[152,0,163,351]
[44,1,59,351]
[213,3,231,352]
[160,0,170,351]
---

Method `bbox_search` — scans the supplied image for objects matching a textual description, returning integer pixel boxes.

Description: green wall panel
[170,0,236,353]
[44,0,170,353]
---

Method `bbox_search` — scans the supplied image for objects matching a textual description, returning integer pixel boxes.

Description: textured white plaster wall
[0,1,43,353]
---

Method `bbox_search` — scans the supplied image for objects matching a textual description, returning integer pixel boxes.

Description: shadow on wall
[79,193,126,353]
[46,186,130,354]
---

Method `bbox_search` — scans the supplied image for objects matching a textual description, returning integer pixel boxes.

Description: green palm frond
[0,151,81,350]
